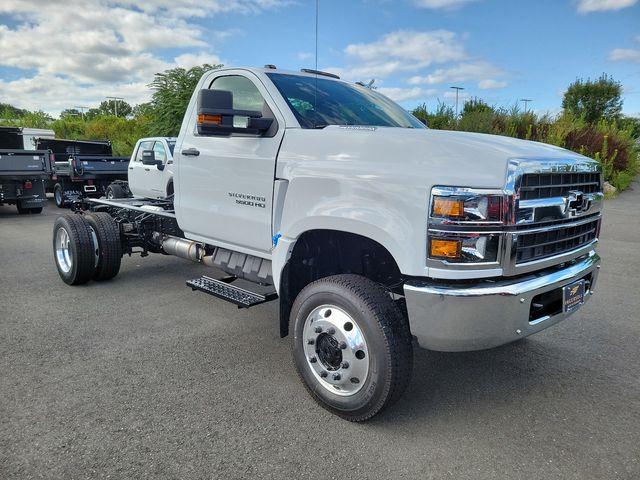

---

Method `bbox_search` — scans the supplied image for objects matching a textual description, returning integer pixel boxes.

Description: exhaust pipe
[161,235,202,262]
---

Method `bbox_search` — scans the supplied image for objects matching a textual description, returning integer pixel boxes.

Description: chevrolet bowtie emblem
[565,190,590,215]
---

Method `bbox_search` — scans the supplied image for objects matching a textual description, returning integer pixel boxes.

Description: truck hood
[277,126,592,189]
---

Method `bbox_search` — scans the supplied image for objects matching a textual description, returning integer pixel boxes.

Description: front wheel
[106,182,126,199]
[291,274,413,422]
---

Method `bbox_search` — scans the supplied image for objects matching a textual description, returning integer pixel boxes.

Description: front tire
[291,274,413,422]
[106,183,126,199]
[52,214,97,285]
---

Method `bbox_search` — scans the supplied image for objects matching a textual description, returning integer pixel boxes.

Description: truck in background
[38,138,129,207]
[105,137,176,200]
[0,126,53,214]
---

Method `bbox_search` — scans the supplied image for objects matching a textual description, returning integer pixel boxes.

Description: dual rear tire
[53,213,122,285]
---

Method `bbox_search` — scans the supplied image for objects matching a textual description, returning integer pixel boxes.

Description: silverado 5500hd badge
[228,192,266,208]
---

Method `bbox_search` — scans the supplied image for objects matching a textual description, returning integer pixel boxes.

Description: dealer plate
[563,279,585,313]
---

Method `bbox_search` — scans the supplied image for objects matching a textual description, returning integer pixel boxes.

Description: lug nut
[320,371,328,378]
[307,339,314,345]
[327,328,336,335]
[340,342,347,349]
[314,326,323,333]
[341,361,349,369]
[309,356,317,363]
[332,373,341,381]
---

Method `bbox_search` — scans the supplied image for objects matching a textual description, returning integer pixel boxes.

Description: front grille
[516,219,599,263]
[519,172,601,200]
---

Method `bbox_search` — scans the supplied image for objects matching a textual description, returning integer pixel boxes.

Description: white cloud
[478,79,508,89]
[377,87,438,102]
[609,48,640,62]
[407,61,504,84]
[0,0,284,114]
[297,52,314,61]
[575,0,638,13]
[334,30,467,81]
[412,0,477,9]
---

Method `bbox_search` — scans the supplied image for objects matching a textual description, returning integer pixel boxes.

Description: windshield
[266,73,424,129]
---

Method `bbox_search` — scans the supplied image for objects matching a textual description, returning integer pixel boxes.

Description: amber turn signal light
[430,238,462,259]
[198,113,222,125]
[432,197,464,218]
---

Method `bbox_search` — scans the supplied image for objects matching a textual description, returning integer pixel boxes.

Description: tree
[60,108,83,119]
[0,102,28,117]
[562,74,623,123]
[86,100,133,119]
[148,63,223,136]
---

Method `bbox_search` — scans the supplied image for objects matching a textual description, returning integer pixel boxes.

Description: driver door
[176,71,285,254]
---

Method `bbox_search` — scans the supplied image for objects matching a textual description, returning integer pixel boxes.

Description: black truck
[0,127,52,214]
[38,138,129,208]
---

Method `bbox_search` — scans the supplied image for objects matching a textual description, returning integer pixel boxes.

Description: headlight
[430,187,504,223]
[428,186,505,264]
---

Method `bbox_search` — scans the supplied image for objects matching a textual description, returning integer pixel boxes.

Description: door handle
[128,167,133,170]
[182,148,200,157]
[144,168,150,171]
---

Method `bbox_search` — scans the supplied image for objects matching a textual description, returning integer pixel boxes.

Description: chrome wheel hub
[303,305,369,396]
[55,227,72,273]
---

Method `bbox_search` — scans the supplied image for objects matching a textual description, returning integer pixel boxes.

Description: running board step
[186,275,277,308]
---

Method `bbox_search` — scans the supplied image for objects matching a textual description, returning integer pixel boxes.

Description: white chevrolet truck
[105,137,176,200]
[52,67,603,421]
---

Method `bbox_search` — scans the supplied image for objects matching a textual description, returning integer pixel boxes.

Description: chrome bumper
[403,252,600,352]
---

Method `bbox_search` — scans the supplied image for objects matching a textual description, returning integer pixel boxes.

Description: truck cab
[126,137,176,199]
[52,66,603,421]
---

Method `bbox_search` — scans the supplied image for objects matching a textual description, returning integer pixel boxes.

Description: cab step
[186,275,277,308]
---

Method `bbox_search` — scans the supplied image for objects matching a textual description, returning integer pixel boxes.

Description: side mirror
[197,89,273,136]
[417,117,428,126]
[141,150,164,169]
[141,150,156,165]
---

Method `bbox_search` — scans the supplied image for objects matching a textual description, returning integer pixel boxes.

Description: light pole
[106,96,124,117]
[74,106,89,119]
[450,86,465,119]
[520,98,532,113]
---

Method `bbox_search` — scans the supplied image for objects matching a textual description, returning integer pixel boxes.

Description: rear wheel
[52,214,97,285]
[84,212,122,280]
[16,201,29,214]
[30,207,43,214]
[291,274,413,422]
[54,183,66,208]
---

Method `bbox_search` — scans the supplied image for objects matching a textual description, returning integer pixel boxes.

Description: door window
[135,141,154,162]
[210,75,265,113]
[153,142,167,163]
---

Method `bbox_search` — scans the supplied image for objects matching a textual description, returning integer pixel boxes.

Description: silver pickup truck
[51,66,602,421]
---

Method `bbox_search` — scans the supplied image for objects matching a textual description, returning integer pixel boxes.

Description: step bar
[186,275,277,308]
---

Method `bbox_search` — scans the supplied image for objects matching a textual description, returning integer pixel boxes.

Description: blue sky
[0,0,638,116]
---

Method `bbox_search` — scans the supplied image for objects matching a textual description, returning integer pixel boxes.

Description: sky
[0,0,639,117]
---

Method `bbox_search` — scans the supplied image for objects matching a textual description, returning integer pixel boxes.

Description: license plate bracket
[563,279,585,313]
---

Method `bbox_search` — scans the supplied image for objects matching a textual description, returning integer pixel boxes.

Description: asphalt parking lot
[1,188,639,480]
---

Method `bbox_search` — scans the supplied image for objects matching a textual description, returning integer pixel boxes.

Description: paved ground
[1,188,639,480]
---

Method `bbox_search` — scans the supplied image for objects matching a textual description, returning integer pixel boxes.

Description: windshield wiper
[312,124,329,129]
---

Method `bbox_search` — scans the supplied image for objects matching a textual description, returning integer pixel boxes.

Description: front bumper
[403,251,600,351]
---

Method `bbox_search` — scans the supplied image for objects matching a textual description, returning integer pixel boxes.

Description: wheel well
[279,229,403,338]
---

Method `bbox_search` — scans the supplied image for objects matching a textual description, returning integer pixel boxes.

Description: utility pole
[520,98,532,113]
[74,106,89,119]
[106,96,124,117]
[450,86,465,119]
